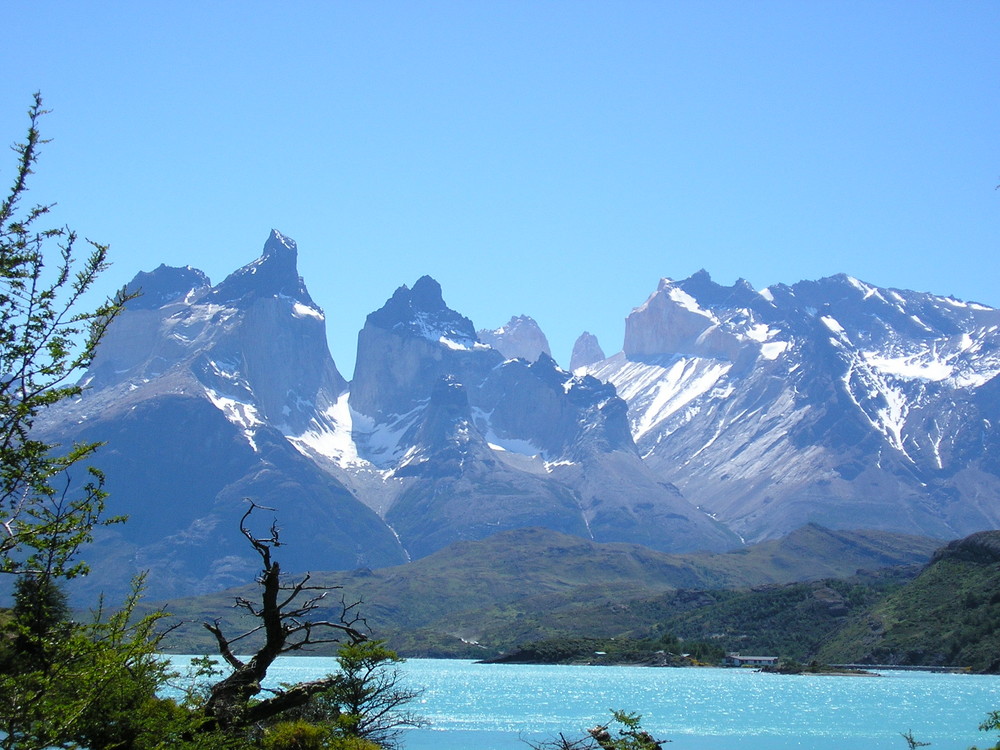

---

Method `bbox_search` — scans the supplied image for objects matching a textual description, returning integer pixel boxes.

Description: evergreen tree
[0,94,170,750]
[0,92,130,581]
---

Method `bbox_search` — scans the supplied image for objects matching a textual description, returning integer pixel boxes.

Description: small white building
[723,652,778,667]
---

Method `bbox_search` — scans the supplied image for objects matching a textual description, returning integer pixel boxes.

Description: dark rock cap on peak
[409,275,447,311]
[210,229,315,306]
[124,264,211,310]
[365,275,477,343]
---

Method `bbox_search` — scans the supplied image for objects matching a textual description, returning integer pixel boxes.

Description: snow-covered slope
[583,271,1000,543]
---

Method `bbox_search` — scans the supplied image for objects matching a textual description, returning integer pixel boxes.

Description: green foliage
[600,711,666,750]
[0,93,131,580]
[174,654,227,708]
[817,546,1000,671]
[3,573,72,670]
[660,577,905,663]
[0,577,188,750]
[979,711,1000,735]
[158,526,932,659]
[260,720,382,750]
[0,94,420,750]
[970,710,1000,750]
[0,94,172,750]
[491,634,723,666]
[326,739,382,750]
[263,720,333,750]
[279,639,427,750]
[12,572,69,634]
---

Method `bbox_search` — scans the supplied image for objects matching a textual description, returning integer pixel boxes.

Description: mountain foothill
[36,230,1000,609]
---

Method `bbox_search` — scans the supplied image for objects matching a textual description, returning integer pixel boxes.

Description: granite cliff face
[478,315,552,363]
[84,230,347,435]
[570,331,606,372]
[301,275,737,558]
[349,275,501,424]
[40,231,407,600]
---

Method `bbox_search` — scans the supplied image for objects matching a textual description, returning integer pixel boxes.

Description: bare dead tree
[201,501,368,730]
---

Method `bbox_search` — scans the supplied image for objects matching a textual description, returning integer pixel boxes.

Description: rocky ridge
[583,270,1000,542]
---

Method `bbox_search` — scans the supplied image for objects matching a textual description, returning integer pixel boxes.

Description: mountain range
[37,231,1000,601]
[583,271,1000,543]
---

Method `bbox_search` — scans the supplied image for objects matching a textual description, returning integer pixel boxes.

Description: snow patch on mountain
[484,432,544,458]
[863,351,953,382]
[283,296,324,321]
[352,405,424,468]
[586,353,732,442]
[408,310,482,350]
[204,389,264,451]
[821,315,848,337]
[665,286,716,320]
[289,392,365,467]
[291,393,424,472]
[859,331,1000,389]
[760,341,791,360]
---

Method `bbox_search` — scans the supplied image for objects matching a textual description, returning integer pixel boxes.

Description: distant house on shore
[723,652,778,667]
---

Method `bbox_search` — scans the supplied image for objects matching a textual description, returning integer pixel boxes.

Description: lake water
[168,656,1000,750]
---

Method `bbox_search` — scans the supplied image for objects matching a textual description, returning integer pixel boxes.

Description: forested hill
[151,526,1000,673]
[153,524,938,658]
[816,530,1000,672]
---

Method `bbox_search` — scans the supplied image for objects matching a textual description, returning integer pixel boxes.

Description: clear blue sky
[3,2,998,376]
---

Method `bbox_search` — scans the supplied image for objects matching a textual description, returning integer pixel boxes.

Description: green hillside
[652,570,912,662]
[816,530,1000,672]
[154,524,937,657]
[152,527,1000,674]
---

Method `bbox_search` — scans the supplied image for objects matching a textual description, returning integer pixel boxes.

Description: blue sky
[3,2,998,375]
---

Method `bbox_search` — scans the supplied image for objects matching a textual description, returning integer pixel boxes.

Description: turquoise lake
[169,656,1000,749]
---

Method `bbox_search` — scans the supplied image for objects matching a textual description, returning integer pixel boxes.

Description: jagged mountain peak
[570,331,605,372]
[82,231,346,433]
[687,268,714,285]
[124,264,211,310]
[781,274,1000,347]
[210,229,315,306]
[487,314,543,336]
[364,275,479,347]
[674,271,770,312]
[625,274,776,362]
[587,268,1000,545]
[266,227,297,254]
[379,275,448,316]
[410,274,447,310]
[478,314,552,363]
[350,276,499,421]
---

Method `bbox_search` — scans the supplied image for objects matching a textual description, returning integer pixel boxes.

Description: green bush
[263,720,332,750]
